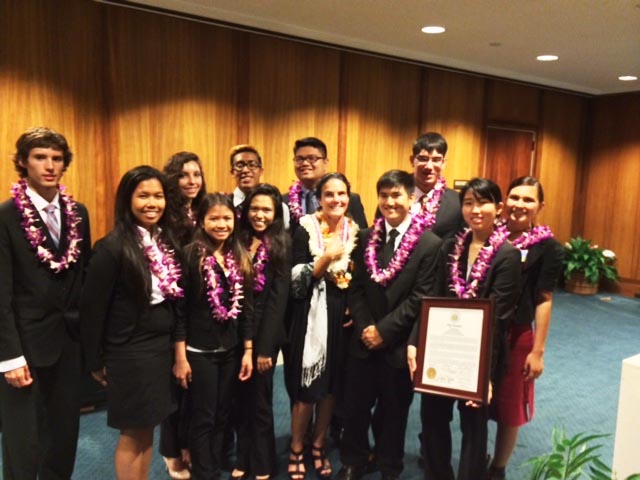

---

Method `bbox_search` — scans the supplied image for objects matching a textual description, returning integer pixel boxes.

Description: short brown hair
[13,127,73,178]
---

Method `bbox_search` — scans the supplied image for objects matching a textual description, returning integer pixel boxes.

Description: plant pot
[565,272,598,295]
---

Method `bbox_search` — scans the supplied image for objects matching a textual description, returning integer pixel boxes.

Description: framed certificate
[413,297,495,404]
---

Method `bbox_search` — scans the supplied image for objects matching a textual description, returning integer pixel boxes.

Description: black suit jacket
[348,225,443,369]
[284,191,368,233]
[0,197,91,367]
[80,233,184,372]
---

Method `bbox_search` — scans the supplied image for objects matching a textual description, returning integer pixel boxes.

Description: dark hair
[507,176,544,203]
[314,172,351,200]
[13,127,73,177]
[229,144,263,170]
[293,137,327,158]
[163,151,206,246]
[113,165,178,305]
[459,177,502,205]
[412,132,448,156]
[191,193,253,281]
[376,169,415,195]
[239,184,291,277]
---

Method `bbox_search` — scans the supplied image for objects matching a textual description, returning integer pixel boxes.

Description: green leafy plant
[526,427,640,480]
[563,236,618,285]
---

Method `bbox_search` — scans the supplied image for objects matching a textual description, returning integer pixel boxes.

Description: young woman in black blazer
[172,193,254,480]
[227,184,291,480]
[409,178,521,480]
[81,166,185,480]
[488,177,563,479]
[160,151,207,479]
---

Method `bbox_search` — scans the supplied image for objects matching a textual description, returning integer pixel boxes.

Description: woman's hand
[239,350,253,381]
[173,359,192,389]
[524,350,544,381]
[465,382,492,408]
[257,355,273,374]
[91,367,108,387]
[324,234,345,262]
[407,345,417,378]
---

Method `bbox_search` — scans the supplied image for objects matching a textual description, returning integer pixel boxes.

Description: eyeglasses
[414,155,444,164]
[232,161,262,172]
[293,155,326,165]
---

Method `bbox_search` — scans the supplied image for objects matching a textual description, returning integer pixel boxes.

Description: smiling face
[319,178,349,222]
[202,204,235,245]
[293,146,328,189]
[378,185,415,227]
[178,160,203,201]
[411,148,446,193]
[131,178,166,230]
[504,184,543,233]
[248,194,275,234]
[19,147,65,201]
[231,151,263,193]
[462,189,502,237]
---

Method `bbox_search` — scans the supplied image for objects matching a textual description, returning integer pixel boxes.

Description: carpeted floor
[1,291,638,478]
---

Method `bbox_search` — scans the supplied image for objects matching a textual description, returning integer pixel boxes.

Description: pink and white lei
[365,214,427,286]
[510,225,554,250]
[140,233,184,299]
[449,224,510,299]
[418,176,447,230]
[252,239,269,293]
[287,181,304,223]
[202,250,244,322]
[11,179,83,273]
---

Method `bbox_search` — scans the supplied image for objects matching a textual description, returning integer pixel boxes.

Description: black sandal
[289,447,306,480]
[311,445,332,479]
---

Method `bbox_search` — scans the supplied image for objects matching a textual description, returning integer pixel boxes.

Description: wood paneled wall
[2,0,637,287]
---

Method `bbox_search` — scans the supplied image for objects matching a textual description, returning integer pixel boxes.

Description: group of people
[0,127,563,480]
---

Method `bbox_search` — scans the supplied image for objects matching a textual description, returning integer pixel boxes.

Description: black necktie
[382,229,399,267]
[304,191,315,214]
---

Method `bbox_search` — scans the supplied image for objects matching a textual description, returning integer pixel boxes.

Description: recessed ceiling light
[618,75,638,81]
[421,25,446,34]
[537,55,558,62]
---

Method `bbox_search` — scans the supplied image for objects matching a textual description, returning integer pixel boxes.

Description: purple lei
[418,176,447,230]
[510,225,554,250]
[202,250,244,322]
[11,179,83,273]
[287,181,304,222]
[449,224,510,299]
[252,239,269,293]
[141,234,184,299]
[364,214,427,286]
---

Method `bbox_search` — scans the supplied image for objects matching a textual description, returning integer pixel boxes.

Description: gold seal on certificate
[413,297,494,404]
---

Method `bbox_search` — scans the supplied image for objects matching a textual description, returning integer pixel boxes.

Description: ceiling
[112,0,640,95]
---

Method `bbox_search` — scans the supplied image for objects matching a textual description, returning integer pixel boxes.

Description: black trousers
[0,334,81,480]
[340,353,414,477]
[188,349,237,480]
[159,385,190,458]
[235,353,278,476]
[420,393,489,480]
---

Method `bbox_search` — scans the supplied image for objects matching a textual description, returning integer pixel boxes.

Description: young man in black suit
[0,127,91,479]
[409,132,464,241]
[337,170,442,480]
[284,137,368,231]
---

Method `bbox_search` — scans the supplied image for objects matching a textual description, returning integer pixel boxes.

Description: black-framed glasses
[293,155,325,165]
[232,161,262,172]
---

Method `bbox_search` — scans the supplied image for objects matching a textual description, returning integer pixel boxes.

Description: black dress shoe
[336,465,365,480]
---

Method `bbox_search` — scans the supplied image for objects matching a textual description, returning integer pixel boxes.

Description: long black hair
[239,184,291,277]
[113,165,178,304]
[163,151,207,246]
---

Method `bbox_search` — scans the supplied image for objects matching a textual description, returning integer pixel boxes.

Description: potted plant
[563,236,618,295]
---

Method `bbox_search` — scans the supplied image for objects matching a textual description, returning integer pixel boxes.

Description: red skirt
[490,324,535,427]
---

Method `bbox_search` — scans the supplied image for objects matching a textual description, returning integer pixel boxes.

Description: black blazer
[284,191,368,233]
[180,243,254,352]
[348,225,443,369]
[253,251,290,358]
[0,198,91,367]
[80,233,183,372]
